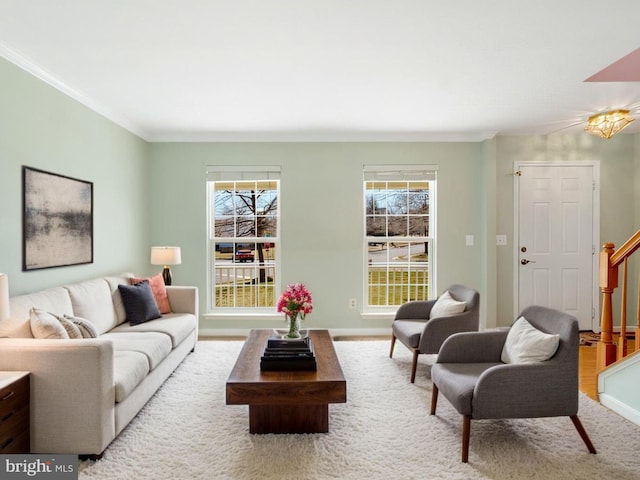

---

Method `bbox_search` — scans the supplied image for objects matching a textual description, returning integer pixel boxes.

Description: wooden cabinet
[0,372,30,453]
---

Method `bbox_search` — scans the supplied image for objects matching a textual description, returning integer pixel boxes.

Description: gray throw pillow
[118,280,162,325]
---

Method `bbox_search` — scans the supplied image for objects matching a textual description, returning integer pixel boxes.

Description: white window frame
[363,165,437,313]
[205,166,281,315]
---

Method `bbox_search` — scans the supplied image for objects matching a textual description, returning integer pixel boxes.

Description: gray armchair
[430,305,596,463]
[389,284,480,383]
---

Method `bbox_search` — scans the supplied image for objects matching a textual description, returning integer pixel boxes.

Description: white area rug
[79,340,640,480]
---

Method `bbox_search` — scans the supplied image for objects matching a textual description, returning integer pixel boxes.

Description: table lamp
[150,247,182,286]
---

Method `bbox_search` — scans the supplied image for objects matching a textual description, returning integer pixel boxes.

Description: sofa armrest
[436,330,508,364]
[0,338,115,455]
[166,286,198,316]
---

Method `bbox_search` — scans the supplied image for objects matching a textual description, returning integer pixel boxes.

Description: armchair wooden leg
[570,415,597,454]
[410,349,419,383]
[462,415,471,463]
[389,335,396,358]
[430,384,438,415]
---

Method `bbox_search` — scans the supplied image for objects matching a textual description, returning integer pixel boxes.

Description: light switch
[466,235,474,246]
[496,235,507,246]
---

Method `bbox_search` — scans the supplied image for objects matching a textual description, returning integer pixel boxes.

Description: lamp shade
[0,273,10,322]
[150,247,182,266]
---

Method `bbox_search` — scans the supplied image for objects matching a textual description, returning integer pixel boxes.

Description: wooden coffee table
[226,329,347,434]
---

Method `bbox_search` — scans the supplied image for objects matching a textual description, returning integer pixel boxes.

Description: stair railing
[598,230,640,371]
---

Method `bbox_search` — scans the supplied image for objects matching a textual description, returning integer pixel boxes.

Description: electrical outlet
[349,298,357,309]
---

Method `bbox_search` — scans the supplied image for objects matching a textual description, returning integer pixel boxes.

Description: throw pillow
[29,308,70,339]
[118,281,162,325]
[130,273,171,314]
[57,316,83,339]
[64,315,99,338]
[429,290,467,319]
[501,316,561,364]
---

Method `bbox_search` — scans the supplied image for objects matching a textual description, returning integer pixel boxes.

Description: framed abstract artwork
[23,166,94,270]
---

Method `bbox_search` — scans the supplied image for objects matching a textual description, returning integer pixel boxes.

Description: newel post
[597,243,617,371]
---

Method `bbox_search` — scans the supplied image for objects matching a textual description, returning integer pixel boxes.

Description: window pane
[366,216,386,237]
[210,178,279,309]
[387,216,407,236]
[364,174,433,307]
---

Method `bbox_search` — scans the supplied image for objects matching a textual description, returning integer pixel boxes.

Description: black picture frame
[22,166,94,271]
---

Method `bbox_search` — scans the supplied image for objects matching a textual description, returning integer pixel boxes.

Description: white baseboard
[199,327,392,338]
[598,393,640,427]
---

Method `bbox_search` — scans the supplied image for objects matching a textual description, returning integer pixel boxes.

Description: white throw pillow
[29,307,70,339]
[501,316,560,364]
[429,290,467,319]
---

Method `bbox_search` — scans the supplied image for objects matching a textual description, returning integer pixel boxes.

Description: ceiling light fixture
[584,109,635,139]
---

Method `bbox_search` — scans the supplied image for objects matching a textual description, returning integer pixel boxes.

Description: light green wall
[2,53,639,332]
[149,142,487,332]
[0,57,150,295]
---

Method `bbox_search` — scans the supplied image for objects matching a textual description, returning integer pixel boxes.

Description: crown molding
[0,41,150,141]
[146,130,497,143]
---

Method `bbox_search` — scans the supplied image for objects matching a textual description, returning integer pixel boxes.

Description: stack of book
[260,336,317,371]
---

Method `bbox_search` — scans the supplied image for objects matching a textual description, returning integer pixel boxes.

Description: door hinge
[592,245,596,255]
[592,307,596,319]
[514,170,522,176]
[592,181,596,191]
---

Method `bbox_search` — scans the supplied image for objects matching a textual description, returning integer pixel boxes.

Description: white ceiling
[1,0,639,142]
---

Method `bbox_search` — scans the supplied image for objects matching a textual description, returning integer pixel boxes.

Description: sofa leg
[570,415,597,454]
[79,452,103,461]
[430,384,438,415]
[462,415,471,463]
[389,335,396,358]
[410,349,419,383]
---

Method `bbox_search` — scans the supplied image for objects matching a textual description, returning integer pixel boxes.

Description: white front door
[516,163,598,330]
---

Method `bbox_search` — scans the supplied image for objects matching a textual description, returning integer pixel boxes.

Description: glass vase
[286,313,301,339]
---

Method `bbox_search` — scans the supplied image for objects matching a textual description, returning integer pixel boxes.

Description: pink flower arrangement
[276,283,313,319]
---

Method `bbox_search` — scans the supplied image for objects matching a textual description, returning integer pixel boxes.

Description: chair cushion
[501,316,560,364]
[392,319,426,348]
[432,362,502,415]
[430,290,466,319]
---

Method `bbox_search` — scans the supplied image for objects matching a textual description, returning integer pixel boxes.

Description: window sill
[204,312,282,321]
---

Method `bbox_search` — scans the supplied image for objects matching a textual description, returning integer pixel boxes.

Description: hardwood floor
[579,335,636,401]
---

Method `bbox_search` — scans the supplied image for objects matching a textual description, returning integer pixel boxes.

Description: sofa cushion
[130,274,172,314]
[29,308,70,339]
[102,332,172,370]
[2,287,73,338]
[110,313,197,348]
[65,279,119,335]
[501,316,560,364]
[113,350,150,403]
[104,273,134,326]
[118,281,162,325]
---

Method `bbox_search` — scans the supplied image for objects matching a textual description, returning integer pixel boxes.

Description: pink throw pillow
[130,273,172,314]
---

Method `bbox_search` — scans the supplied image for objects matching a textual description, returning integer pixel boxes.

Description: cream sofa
[0,273,198,457]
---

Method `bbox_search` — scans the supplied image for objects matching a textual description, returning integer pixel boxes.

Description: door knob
[521,259,536,265]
